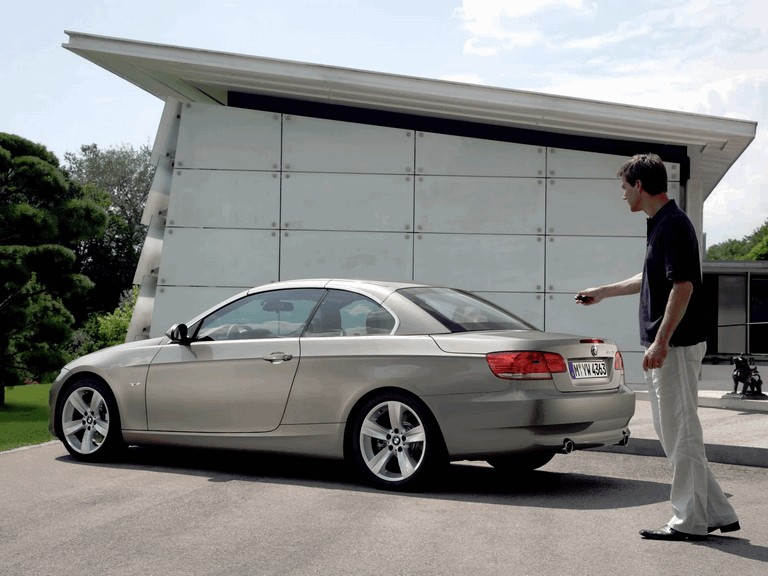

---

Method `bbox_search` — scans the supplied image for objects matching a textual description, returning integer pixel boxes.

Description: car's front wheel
[350,392,444,490]
[56,378,125,462]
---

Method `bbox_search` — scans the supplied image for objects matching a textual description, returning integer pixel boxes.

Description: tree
[0,134,108,404]
[64,143,154,314]
[707,219,768,261]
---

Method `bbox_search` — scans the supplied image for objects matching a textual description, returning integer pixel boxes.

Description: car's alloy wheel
[352,393,442,489]
[57,379,124,461]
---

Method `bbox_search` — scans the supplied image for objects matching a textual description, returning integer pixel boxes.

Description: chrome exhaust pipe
[617,430,630,447]
[561,438,575,454]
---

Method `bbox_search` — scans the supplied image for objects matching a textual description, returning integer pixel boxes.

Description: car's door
[145,288,325,433]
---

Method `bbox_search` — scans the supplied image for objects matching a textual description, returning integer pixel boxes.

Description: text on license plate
[569,361,607,379]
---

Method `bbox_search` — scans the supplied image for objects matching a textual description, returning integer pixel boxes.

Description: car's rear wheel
[350,392,444,490]
[486,452,555,473]
[56,378,125,462]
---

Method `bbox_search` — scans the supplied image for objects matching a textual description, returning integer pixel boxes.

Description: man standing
[576,153,740,541]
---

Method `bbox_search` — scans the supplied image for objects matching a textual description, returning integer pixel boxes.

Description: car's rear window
[398,287,533,332]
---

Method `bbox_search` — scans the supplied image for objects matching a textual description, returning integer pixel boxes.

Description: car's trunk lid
[430,330,623,392]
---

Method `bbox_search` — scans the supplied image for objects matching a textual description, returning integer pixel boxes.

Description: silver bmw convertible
[49,279,635,489]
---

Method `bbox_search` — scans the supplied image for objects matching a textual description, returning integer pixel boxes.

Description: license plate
[569,360,607,379]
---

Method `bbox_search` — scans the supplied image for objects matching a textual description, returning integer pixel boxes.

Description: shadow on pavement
[56,445,670,511]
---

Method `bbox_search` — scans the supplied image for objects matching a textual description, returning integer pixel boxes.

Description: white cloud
[456,0,592,54]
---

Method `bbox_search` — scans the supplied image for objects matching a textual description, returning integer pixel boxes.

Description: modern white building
[64,32,757,383]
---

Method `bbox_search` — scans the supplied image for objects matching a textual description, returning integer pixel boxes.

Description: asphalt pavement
[600,363,768,467]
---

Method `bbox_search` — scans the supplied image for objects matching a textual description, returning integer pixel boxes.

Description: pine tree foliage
[0,134,107,403]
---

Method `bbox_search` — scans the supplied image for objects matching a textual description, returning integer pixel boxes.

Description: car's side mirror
[166,323,191,344]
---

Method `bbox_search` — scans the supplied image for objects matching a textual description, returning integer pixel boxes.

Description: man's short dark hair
[618,153,667,196]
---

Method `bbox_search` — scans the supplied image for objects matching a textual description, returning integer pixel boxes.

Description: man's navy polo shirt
[640,199,706,347]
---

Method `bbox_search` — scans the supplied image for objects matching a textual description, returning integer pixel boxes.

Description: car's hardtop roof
[247,278,437,299]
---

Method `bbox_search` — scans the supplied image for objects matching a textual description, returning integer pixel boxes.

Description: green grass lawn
[0,384,55,452]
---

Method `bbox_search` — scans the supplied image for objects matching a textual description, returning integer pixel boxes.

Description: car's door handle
[262,352,293,363]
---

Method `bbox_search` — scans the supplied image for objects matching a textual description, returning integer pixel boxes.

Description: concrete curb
[596,440,768,468]
[596,391,768,468]
[630,389,768,413]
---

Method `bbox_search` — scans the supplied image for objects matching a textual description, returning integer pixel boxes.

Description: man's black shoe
[707,521,740,534]
[639,526,707,541]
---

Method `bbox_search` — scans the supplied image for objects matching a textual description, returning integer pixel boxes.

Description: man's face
[621,176,642,212]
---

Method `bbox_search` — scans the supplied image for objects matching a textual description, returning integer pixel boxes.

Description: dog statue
[731,355,764,396]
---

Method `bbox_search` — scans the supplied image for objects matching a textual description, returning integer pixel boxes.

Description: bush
[70,286,138,357]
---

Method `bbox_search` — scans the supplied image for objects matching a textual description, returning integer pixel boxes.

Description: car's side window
[196,288,325,341]
[304,290,395,337]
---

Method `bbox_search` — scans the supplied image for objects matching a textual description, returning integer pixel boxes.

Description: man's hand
[574,289,601,305]
[643,341,670,371]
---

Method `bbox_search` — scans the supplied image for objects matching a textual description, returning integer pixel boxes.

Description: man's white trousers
[645,341,738,535]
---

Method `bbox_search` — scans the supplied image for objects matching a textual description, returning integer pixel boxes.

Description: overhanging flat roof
[63,31,756,198]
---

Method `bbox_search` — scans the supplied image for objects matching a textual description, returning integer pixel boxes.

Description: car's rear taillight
[486,351,567,380]
[614,351,624,371]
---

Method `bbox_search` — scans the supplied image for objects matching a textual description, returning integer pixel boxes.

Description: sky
[2,0,766,247]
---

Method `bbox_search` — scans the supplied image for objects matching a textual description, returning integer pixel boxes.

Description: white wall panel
[158,228,279,287]
[475,291,545,330]
[416,176,545,234]
[414,234,544,292]
[544,292,641,352]
[546,179,645,237]
[175,103,281,170]
[280,231,413,280]
[282,115,413,174]
[151,286,245,337]
[545,236,645,294]
[547,148,680,182]
[621,352,646,386]
[668,182,680,203]
[282,173,413,231]
[417,132,544,177]
[167,170,280,229]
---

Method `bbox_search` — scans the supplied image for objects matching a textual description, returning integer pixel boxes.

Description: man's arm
[576,272,643,305]
[642,280,693,370]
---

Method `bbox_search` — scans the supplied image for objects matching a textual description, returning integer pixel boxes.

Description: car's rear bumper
[425,384,636,459]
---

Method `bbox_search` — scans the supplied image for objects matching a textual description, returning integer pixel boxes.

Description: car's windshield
[398,287,533,332]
